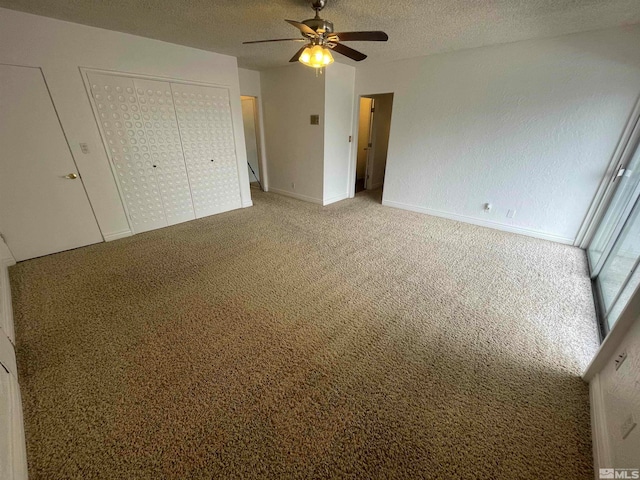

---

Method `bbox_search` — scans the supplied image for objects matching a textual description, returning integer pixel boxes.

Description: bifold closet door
[87,73,195,233]
[172,83,242,217]
[133,79,195,226]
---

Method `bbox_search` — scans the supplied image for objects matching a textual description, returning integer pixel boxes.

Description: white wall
[261,64,325,203]
[323,63,355,205]
[0,8,252,240]
[354,26,640,244]
[238,68,261,97]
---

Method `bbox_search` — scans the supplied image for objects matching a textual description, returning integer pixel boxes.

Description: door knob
[65,173,78,179]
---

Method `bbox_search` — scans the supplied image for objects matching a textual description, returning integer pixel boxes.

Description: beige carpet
[11,189,599,479]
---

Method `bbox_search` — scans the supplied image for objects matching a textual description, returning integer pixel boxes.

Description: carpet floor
[10,189,599,479]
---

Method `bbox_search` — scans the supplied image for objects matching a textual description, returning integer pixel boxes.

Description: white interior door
[0,65,102,261]
[172,83,242,218]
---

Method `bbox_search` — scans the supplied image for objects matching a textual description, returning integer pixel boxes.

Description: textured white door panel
[87,73,167,233]
[172,83,242,218]
[0,65,102,261]
[132,79,195,226]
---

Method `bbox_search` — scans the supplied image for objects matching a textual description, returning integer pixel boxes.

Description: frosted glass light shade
[299,45,334,68]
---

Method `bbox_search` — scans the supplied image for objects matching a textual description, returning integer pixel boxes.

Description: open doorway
[355,93,394,195]
[241,95,262,190]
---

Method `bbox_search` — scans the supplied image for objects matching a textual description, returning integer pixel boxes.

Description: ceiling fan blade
[285,19,318,37]
[243,38,306,44]
[331,31,389,42]
[289,46,307,63]
[330,43,367,61]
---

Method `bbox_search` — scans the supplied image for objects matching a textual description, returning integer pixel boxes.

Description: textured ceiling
[1,0,639,70]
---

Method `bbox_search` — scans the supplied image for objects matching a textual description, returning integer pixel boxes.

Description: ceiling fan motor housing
[302,17,334,35]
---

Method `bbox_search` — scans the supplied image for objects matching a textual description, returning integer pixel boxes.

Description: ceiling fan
[242,0,388,69]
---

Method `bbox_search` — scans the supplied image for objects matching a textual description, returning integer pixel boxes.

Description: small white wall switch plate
[79,142,90,154]
[615,350,627,371]
[507,209,516,219]
[621,414,636,440]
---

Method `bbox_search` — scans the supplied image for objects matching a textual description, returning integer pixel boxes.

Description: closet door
[172,83,242,218]
[133,79,195,226]
[87,73,167,233]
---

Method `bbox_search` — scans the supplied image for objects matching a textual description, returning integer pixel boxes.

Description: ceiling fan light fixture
[299,44,334,68]
[300,46,312,64]
[244,1,388,66]
[322,49,334,66]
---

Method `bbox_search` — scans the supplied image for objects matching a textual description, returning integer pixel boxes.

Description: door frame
[591,191,640,338]
[589,177,640,277]
[576,95,640,248]
[240,95,267,188]
[349,92,394,198]
[586,104,640,337]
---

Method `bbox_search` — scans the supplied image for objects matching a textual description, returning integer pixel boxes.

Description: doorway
[355,93,394,195]
[587,113,640,335]
[241,96,262,190]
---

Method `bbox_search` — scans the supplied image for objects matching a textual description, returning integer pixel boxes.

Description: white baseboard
[269,188,323,205]
[590,374,612,476]
[323,193,349,206]
[103,230,132,242]
[382,200,575,245]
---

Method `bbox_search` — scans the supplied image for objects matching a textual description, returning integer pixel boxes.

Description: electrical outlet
[615,350,628,371]
[291,182,295,189]
[507,209,516,219]
[621,413,637,440]
[79,142,90,154]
